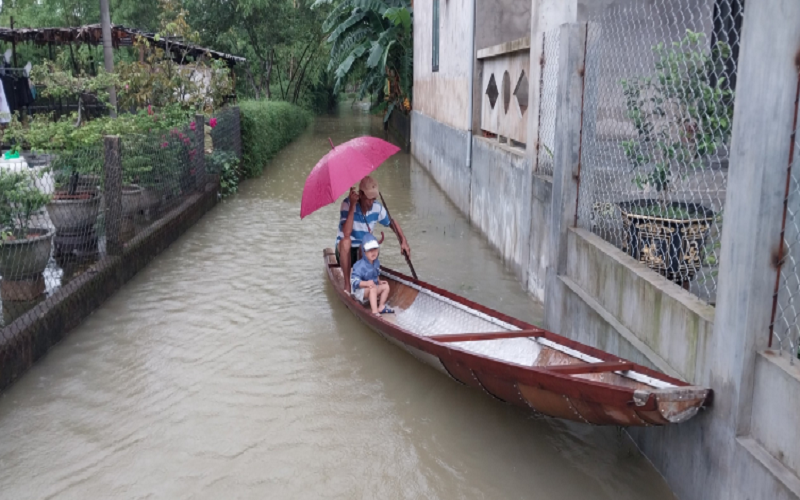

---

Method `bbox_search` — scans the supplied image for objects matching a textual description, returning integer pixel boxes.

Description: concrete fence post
[195,114,206,190]
[543,22,587,331]
[710,0,800,438]
[103,135,123,256]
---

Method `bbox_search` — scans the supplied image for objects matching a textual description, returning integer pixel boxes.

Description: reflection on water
[0,107,675,499]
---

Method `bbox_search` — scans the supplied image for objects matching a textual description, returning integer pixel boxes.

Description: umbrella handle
[378,232,385,244]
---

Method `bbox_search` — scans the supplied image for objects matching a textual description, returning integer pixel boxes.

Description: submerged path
[0,108,675,499]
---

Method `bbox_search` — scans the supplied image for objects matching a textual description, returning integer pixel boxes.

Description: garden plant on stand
[618,30,733,287]
[0,169,54,301]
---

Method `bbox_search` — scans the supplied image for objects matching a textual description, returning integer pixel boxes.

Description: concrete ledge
[0,183,219,391]
[473,135,526,158]
[738,437,800,498]
[750,350,800,477]
[477,36,531,59]
[560,275,682,379]
[566,228,715,382]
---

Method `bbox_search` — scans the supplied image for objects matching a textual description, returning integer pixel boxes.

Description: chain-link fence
[535,28,560,177]
[770,74,800,361]
[0,108,240,330]
[574,0,743,304]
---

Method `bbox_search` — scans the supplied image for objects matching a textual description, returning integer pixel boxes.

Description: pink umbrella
[300,136,400,219]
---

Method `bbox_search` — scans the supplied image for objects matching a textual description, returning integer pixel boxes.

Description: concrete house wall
[412,0,473,213]
[411,0,800,499]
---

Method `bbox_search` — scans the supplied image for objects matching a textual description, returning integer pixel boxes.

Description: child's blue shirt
[351,255,381,293]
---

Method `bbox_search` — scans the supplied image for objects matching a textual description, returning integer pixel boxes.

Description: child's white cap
[362,239,380,251]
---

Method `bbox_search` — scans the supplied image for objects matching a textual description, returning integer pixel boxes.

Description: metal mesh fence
[0,107,240,331]
[575,0,743,304]
[536,28,560,177]
[771,78,800,361]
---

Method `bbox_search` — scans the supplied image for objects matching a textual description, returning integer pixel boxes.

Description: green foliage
[4,104,195,152]
[621,30,735,212]
[186,0,332,107]
[117,38,234,112]
[0,0,160,74]
[120,127,195,192]
[239,99,312,178]
[0,170,52,241]
[317,0,412,112]
[206,150,242,197]
[31,64,120,103]
[306,71,339,113]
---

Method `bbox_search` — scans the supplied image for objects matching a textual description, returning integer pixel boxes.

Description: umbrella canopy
[300,136,400,219]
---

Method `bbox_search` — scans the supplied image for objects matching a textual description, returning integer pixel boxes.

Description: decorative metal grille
[536,28,560,177]
[575,0,743,304]
[771,78,800,361]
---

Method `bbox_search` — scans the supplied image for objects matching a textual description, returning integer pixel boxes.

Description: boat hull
[324,248,710,426]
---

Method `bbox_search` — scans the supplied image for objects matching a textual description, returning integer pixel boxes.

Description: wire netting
[575,0,743,304]
[536,28,560,177]
[0,107,240,333]
[0,147,104,325]
[771,80,800,361]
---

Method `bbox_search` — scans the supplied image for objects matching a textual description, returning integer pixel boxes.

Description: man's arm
[342,188,359,239]
[390,219,411,257]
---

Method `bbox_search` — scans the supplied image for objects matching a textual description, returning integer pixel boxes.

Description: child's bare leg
[377,283,390,311]
[368,287,379,314]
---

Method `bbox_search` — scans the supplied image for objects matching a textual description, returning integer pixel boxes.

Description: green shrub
[206,150,242,197]
[239,100,312,178]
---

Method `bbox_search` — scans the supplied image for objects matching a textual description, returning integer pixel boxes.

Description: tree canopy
[0,0,338,112]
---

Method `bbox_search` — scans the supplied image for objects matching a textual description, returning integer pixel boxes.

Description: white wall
[413,0,474,131]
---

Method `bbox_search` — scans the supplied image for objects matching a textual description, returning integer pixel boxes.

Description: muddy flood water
[0,108,676,499]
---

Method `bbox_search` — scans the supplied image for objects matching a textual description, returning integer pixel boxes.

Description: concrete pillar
[710,0,800,438]
[103,135,122,256]
[526,0,578,172]
[543,22,586,333]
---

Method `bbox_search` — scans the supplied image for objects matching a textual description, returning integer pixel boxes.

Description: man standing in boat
[336,176,411,292]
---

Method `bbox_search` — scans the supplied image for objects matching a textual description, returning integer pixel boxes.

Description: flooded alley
[0,108,676,499]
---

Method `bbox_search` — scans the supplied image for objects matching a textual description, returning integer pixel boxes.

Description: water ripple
[0,109,675,500]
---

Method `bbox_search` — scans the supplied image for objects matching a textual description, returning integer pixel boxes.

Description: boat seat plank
[546,361,634,375]
[429,329,545,343]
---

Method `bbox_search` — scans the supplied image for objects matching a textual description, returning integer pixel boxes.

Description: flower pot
[140,187,163,220]
[47,191,102,233]
[75,174,101,193]
[22,152,57,169]
[618,200,715,284]
[0,227,55,281]
[122,184,144,216]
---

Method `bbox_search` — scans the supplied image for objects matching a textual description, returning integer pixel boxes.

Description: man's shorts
[335,245,360,267]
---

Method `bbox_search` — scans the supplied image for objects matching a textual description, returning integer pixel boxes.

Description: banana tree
[315,0,412,118]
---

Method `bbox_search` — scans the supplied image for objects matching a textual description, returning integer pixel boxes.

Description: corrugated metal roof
[0,24,246,65]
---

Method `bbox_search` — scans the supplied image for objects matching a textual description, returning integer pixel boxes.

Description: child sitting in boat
[350,233,393,316]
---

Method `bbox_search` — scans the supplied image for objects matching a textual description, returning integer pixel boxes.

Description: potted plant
[0,169,54,300]
[43,152,103,261]
[47,154,103,228]
[618,30,733,285]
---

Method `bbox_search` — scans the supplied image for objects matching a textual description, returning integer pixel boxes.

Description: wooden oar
[379,191,418,280]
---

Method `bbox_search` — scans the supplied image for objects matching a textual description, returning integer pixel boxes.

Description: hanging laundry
[0,74,33,114]
[0,78,10,124]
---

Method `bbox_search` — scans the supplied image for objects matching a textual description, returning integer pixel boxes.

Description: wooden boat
[324,249,712,426]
